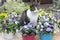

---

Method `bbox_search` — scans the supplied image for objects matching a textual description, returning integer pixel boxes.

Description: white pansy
[44,22,49,26]
[51,16,57,21]
[23,25,29,29]
[15,21,19,24]
[12,12,16,15]
[44,18,49,21]
[42,15,49,21]
[9,19,12,21]
[36,30,38,33]
[43,16,45,20]
[54,19,57,21]
[14,14,18,17]
[54,31,56,34]
[39,22,42,25]
[16,29,19,32]
[37,25,40,29]
[41,25,44,28]
[5,30,7,32]
[23,25,27,28]
[40,29,43,31]
[25,31,28,33]
[46,28,52,31]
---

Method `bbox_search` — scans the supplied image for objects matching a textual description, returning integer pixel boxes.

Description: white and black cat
[18,4,38,27]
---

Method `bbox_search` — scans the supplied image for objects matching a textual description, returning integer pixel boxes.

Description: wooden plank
[40,0,53,4]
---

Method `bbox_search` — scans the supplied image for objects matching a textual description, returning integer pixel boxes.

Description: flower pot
[39,33,52,40]
[3,32,14,40]
[22,34,35,40]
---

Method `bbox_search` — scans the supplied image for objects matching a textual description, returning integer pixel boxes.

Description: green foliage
[46,0,60,12]
[1,21,18,34]
[0,1,30,14]
[22,28,35,36]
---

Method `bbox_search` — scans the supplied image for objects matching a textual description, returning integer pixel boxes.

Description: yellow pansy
[11,12,18,17]
[38,9,53,18]
[45,12,49,15]
[14,14,18,17]
[38,11,41,16]
[48,13,52,17]
[0,13,8,18]
[57,19,60,23]
[41,11,45,14]
[38,10,45,16]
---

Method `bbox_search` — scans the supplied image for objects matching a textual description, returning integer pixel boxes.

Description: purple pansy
[19,27,23,32]
[3,26,6,29]
[17,18,21,21]
[1,21,4,24]
[48,25,54,29]
[18,14,21,18]
[46,27,52,32]
[27,22,34,28]
[51,16,55,19]
[27,24,33,29]
[38,14,57,33]
[6,20,9,23]
[8,14,15,19]
[49,22,53,25]
[42,27,46,31]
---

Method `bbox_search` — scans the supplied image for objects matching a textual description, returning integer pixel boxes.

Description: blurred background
[0,0,60,40]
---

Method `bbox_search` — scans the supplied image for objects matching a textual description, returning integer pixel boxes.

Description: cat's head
[30,4,38,13]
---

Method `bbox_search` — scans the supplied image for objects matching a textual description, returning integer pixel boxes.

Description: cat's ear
[30,4,38,11]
